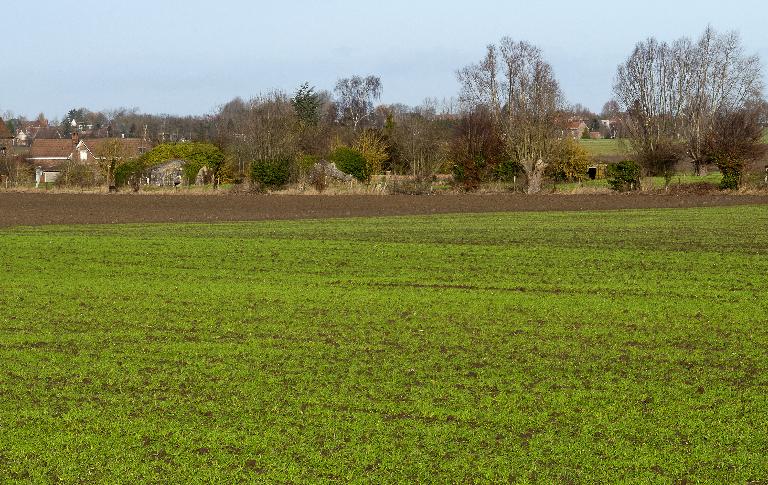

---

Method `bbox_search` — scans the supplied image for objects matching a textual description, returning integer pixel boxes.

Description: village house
[564,120,589,139]
[27,133,152,186]
[14,129,29,147]
[19,119,62,142]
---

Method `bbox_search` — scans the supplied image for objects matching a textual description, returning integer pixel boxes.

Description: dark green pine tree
[291,82,320,127]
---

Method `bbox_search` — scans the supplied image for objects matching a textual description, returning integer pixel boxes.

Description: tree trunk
[523,159,548,194]
[692,160,708,177]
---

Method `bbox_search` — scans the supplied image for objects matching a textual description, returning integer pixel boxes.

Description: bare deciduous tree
[458,37,563,193]
[614,36,691,176]
[683,27,763,175]
[703,103,767,189]
[393,110,451,182]
[614,27,763,176]
[600,100,621,119]
[334,75,382,131]
[95,139,130,189]
[215,92,298,181]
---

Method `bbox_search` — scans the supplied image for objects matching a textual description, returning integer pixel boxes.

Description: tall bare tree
[215,92,298,179]
[458,37,563,193]
[614,37,691,175]
[600,100,621,119]
[683,27,763,175]
[393,110,451,181]
[334,75,382,131]
[614,27,763,176]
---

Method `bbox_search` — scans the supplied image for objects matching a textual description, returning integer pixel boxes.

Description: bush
[55,161,98,188]
[638,141,683,177]
[494,159,523,182]
[452,157,486,191]
[548,138,592,182]
[719,170,740,190]
[114,159,146,190]
[606,160,641,191]
[330,146,369,182]
[250,159,292,191]
[140,142,226,185]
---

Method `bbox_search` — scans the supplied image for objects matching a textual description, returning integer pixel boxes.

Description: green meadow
[578,138,631,158]
[1,207,767,482]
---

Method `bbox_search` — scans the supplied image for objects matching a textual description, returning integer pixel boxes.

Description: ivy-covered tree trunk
[717,164,741,190]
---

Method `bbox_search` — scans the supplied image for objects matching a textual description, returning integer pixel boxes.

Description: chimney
[71,131,79,147]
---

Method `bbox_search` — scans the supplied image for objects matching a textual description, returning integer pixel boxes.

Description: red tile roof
[29,139,73,158]
[80,138,151,158]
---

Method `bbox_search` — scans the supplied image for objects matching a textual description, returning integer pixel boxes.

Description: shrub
[452,157,486,191]
[606,160,641,191]
[719,169,740,190]
[140,142,225,185]
[55,161,98,188]
[494,159,523,182]
[250,159,292,191]
[329,146,369,181]
[638,140,683,177]
[548,138,592,182]
[114,159,146,190]
[353,129,388,177]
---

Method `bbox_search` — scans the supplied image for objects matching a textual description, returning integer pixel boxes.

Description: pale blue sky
[3,0,766,118]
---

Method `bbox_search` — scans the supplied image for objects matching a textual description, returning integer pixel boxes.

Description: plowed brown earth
[1,192,768,227]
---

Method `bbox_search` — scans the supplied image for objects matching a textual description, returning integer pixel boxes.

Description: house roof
[78,138,150,158]
[27,137,153,170]
[567,121,586,130]
[27,139,73,170]
[33,127,64,139]
[29,139,73,158]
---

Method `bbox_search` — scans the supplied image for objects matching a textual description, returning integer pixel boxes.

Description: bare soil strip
[1,193,768,227]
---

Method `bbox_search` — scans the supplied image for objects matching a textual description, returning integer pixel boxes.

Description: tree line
[2,26,766,192]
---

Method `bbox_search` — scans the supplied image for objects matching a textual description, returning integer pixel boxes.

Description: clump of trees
[456,37,568,193]
[614,27,765,187]
[704,104,767,189]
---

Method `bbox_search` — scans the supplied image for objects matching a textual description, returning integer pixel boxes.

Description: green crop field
[1,207,767,482]
[580,131,768,158]
[553,173,724,192]
[578,138,632,158]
